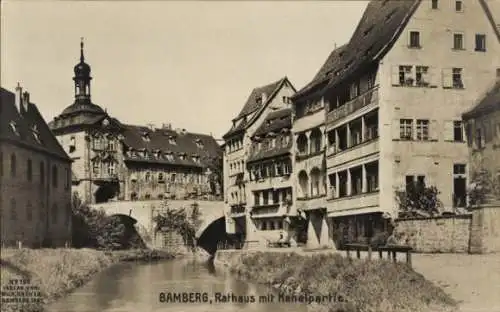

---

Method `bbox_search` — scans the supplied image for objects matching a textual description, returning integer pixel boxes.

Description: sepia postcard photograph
[1,0,499,311]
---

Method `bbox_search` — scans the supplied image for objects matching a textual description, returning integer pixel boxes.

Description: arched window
[10,153,16,177]
[26,201,33,221]
[52,165,58,188]
[310,167,321,197]
[310,128,323,154]
[298,171,309,198]
[297,133,308,154]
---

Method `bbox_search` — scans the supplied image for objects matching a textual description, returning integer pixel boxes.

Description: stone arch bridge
[90,200,225,254]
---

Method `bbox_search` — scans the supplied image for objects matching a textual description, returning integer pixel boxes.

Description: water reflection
[47,259,308,312]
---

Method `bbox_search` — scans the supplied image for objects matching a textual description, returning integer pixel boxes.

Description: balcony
[293,109,325,134]
[295,195,327,211]
[327,138,380,169]
[251,202,290,218]
[248,175,293,192]
[326,87,379,126]
[93,173,119,182]
[326,191,380,217]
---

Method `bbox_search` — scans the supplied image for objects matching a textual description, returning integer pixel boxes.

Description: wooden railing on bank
[344,243,413,267]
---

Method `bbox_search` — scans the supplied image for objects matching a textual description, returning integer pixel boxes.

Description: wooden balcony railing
[326,86,379,124]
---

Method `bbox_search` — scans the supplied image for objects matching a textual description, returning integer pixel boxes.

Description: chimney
[181,128,186,135]
[146,123,155,131]
[162,123,172,130]
[15,83,22,114]
[22,91,30,113]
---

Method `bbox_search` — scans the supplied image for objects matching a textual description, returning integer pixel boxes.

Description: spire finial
[80,37,85,62]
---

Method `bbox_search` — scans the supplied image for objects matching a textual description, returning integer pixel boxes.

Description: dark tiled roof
[296,45,348,97]
[223,77,290,139]
[236,77,286,119]
[121,124,222,169]
[294,0,420,99]
[0,87,71,162]
[463,81,500,119]
[253,108,292,137]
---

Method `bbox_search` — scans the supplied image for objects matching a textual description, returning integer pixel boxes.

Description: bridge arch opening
[196,216,230,255]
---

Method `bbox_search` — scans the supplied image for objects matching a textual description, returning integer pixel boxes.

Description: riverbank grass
[0,248,175,312]
[227,251,457,312]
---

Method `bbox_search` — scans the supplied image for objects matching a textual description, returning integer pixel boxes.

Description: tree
[468,168,500,207]
[395,183,443,218]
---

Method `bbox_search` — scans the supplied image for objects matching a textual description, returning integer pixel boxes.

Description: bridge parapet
[90,200,224,248]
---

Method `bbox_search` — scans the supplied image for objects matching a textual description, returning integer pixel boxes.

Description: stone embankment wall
[394,215,472,253]
[394,204,500,253]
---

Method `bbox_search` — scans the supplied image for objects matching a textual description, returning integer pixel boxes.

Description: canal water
[47,259,309,312]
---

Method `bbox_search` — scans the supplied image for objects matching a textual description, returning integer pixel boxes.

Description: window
[416,119,429,141]
[476,128,483,149]
[276,163,283,176]
[10,153,16,177]
[158,172,164,182]
[431,0,438,9]
[69,136,76,153]
[475,34,486,52]
[10,198,16,221]
[171,173,176,182]
[93,137,101,150]
[453,164,466,175]
[27,159,32,181]
[52,204,58,224]
[65,168,70,190]
[92,161,100,174]
[415,66,429,86]
[399,65,413,85]
[52,165,58,188]
[40,161,45,184]
[107,163,115,175]
[400,119,413,140]
[417,175,426,188]
[26,201,33,222]
[455,0,463,12]
[107,139,115,151]
[454,121,464,141]
[453,33,464,50]
[409,31,420,48]
[497,68,500,78]
[452,68,464,88]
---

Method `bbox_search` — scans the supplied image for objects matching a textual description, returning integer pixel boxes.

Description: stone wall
[470,203,500,254]
[394,215,472,253]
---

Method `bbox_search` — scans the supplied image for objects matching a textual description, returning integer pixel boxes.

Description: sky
[2,1,366,139]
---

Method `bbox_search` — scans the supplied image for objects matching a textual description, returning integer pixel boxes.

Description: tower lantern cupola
[73,37,92,103]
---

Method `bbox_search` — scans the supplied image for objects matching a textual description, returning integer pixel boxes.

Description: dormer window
[192,154,200,163]
[142,132,150,142]
[168,135,177,145]
[165,152,174,161]
[179,153,186,161]
[10,121,19,136]
[195,139,204,149]
[107,138,116,151]
[145,171,151,182]
[256,96,262,105]
[32,125,41,144]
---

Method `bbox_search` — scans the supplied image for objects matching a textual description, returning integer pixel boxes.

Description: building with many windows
[291,0,500,247]
[1,85,73,248]
[246,108,298,247]
[222,77,296,247]
[50,40,223,204]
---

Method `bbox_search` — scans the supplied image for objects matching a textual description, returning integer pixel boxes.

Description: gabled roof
[223,77,295,139]
[295,0,500,100]
[121,124,222,169]
[295,0,420,100]
[0,87,71,162]
[253,108,292,138]
[236,77,286,119]
[463,81,500,119]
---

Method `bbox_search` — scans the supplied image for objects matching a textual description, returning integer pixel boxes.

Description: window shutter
[442,68,453,88]
[443,120,454,141]
[392,119,401,140]
[391,66,400,86]
[430,120,439,141]
[428,66,438,87]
